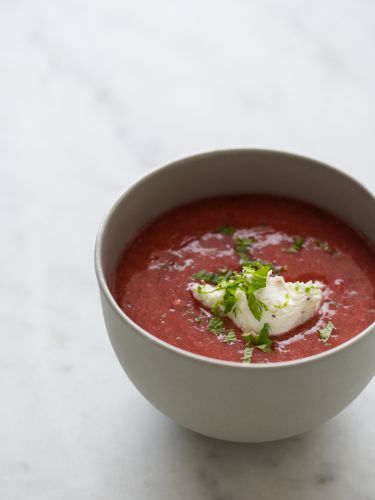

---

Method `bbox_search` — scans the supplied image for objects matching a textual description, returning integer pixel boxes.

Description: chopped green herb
[217,225,236,235]
[242,347,254,363]
[223,284,238,314]
[256,323,273,352]
[194,316,202,323]
[234,236,256,262]
[219,263,270,321]
[223,329,237,344]
[319,321,334,343]
[243,260,263,270]
[241,332,253,347]
[246,259,286,275]
[246,264,270,289]
[241,323,273,353]
[287,236,305,253]
[208,316,225,335]
[274,293,290,309]
[195,263,277,350]
[316,239,337,255]
[211,303,222,318]
[245,291,265,321]
[192,269,220,284]
[192,269,234,285]
[240,265,270,320]
[196,263,271,323]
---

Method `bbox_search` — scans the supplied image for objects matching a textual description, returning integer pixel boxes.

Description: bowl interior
[98,150,375,287]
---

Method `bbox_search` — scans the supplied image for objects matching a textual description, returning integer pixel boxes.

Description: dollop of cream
[190,274,323,336]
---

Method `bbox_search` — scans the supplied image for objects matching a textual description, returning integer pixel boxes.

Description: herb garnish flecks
[208,316,226,335]
[246,259,286,275]
[192,269,233,285]
[217,225,236,235]
[241,323,273,362]
[223,283,238,314]
[219,227,285,274]
[193,264,275,360]
[319,321,334,344]
[234,237,256,262]
[221,263,270,321]
[243,265,270,320]
[316,239,337,255]
[242,323,273,353]
[194,263,271,322]
[242,347,253,363]
[223,329,237,344]
[287,236,305,253]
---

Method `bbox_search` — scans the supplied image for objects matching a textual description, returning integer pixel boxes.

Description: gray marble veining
[1,0,374,499]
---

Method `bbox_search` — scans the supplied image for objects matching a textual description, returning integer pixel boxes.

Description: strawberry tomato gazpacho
[113,195,375,363]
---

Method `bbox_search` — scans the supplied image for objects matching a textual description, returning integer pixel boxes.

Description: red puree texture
[113,196,375,363]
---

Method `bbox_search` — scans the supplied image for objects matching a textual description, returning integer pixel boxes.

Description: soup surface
[112,195,375,363]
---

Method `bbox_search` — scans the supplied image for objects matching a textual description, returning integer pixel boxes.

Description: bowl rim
[94,147,375,370]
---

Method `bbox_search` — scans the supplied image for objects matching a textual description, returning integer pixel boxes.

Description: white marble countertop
[2,1,375,499]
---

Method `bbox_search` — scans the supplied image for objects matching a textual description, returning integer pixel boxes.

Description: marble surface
[1,1,375,499]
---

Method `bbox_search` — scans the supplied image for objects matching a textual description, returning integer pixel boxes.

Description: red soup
[112,195,375,363]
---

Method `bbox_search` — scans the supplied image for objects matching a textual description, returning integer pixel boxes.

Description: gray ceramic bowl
[95,149,375,442]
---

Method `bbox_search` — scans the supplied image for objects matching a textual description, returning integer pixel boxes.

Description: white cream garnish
[190,273,323,336]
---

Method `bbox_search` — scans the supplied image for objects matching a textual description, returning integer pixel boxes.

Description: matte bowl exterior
[95,150,375,442]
